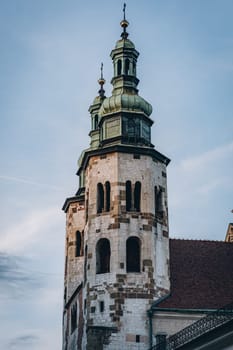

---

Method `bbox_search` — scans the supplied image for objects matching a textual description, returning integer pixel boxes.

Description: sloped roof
[158,239,233,310]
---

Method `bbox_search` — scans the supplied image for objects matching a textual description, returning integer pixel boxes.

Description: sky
[0,0,233,348]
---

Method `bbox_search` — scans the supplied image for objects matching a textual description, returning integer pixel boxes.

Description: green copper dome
[99,93,152,117]
[115,38,135,49]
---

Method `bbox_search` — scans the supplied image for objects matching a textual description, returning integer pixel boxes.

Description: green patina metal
[88,11,154,154]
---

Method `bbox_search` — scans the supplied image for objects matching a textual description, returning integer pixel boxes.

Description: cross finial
[101,62,103,80]
[98,63,105,98]
[120,3,129,39]
[123,3,126,21]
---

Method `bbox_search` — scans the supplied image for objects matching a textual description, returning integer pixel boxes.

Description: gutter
[147,293,171,349]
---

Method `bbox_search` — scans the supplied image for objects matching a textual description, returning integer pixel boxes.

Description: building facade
[62,8,233,350]
[62,10,170,350]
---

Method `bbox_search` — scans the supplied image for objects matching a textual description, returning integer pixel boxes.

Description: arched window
[94,115,98,129]
[117,59,122,75]
[134,181,141,212]
[105,181,111,212]
[155,186,163,218]
[97,183,104,213]
[75,231,82,257]
[126,237,140,272]
[84,245,88,283]
[133,61,136,75]
[71,302,77,333]
[96,238,111,274]
[125,58,130,75]
[126,180,132,211]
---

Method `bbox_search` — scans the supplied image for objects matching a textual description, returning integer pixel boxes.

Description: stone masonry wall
[83,151,170,349]
[65,201,85,301]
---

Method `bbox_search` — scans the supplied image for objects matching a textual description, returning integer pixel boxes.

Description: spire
[98,63,105,98]
[120,3,129,39]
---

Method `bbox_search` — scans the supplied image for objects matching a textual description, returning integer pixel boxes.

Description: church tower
[62,6,170,350]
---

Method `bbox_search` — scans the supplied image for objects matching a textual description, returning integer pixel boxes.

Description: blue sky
[0,0,233,348]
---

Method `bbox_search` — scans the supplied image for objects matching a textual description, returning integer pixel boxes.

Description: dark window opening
[156,334,167,349]
[94,114,98,129]
[75,231,82,257]
[97,183,104,213]
[117,59,122,75]
[128,119,136,138]
[85,193,89,223]
[126,180,132,211]
[136,335,140,343]
[96,238,111,274]
[71,302,77,333]
[155,186,163,218]
[105,181,111,212]
[134,181,141,212]
[126,237,140,272]
[65,255,68,275]
[133,61,136,75]
[100,301,104,312]
[133,154,140,159]
[84,245,88,283]
[125,58,130,75]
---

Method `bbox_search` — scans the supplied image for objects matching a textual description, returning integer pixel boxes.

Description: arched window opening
[94,115,98,129]
[71,302,77,333]
[126,180,132,211]
[96,238,111,274]
[125,58,130,75]
[97,183,104,213]
[117,59,122,75]
[99,301,104,312]
[105,181,111,212]
[134,181,141,212]
[85,192,89,223]
[155,186,163,218]
[84,245,88,283]
[126,237,140,272]
[133,61,136,75]
[75,231,82,257]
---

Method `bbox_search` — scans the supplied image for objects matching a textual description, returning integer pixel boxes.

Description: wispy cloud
[0,253,44,298]
[8,334,39,349]
[196,176,231,195]
[168,141,233,210]
[0,206,61,253]
[180,141,233,172]
[0,175,63,191]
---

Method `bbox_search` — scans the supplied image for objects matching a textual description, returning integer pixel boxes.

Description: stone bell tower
[62,6,170,350]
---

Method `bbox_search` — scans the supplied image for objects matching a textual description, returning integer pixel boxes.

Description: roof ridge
[169,238,227,243]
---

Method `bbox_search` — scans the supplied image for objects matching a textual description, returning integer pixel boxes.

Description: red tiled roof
[158,239,233,310]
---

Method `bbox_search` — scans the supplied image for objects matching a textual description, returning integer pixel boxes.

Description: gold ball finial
[120,19,129,29]
[120,3,129,39]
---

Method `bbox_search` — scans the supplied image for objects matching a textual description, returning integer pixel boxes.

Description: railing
[150,302,233,350]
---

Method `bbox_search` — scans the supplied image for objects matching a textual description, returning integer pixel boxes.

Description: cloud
[8,334,39,349]
[168,140,233,212]
[0,175,63,191]
[180,141,233,172]
[0,206,61,254]
[196,176,231,195]
[0,253,44,298]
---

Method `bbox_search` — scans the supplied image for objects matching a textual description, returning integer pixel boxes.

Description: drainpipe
[147,293,170,349]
